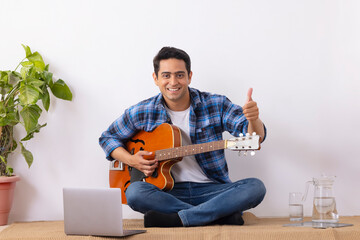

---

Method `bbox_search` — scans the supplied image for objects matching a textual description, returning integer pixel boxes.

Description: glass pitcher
[303,175,339,223]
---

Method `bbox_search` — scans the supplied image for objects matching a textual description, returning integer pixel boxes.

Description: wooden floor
[0,225,9,232]
[1,215,359,240]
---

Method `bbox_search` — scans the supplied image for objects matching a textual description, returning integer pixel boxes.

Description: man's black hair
[153,47,191,77]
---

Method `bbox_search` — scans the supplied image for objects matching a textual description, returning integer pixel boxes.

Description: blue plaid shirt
[99,87,266,183]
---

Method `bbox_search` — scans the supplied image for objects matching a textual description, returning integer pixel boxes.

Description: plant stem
[3,81,21,106]
[14,58,26,72]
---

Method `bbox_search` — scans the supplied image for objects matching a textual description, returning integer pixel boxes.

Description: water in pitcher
[312,197,339,222]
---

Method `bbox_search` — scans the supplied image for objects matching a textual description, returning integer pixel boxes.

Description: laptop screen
[63,187,124,236]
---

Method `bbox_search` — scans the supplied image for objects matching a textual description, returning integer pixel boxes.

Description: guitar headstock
[226,133,260,153]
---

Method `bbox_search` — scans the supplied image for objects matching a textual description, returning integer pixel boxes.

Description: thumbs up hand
[242,88,265,142]
[242,88,259,122]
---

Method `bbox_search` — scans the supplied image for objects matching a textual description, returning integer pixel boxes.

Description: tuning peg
[243,151,247,156]
[239,133,244,137]
[246,133,250,137]
[252,132,257,136]
[250,151,256,156]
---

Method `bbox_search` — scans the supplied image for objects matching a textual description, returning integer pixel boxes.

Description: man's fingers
[141,162,158,170]
[140,157,158,167]
[243,97,259,121]
[243,101,257,109]
[143,161,158,177]
[244,112,258,119]
[243,88,260,122]
[144,170,154,177]
[246,88,253,103]
[138,151,153,156]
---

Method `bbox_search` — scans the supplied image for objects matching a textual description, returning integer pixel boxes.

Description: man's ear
[188,71,193,85]
[153,72,158,86]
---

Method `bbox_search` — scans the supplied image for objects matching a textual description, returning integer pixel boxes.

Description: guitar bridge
[109,160,123,171]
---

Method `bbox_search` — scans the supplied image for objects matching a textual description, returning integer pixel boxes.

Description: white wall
[1,0,359,223]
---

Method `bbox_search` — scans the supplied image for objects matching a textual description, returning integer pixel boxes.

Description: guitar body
[109,123,182,204]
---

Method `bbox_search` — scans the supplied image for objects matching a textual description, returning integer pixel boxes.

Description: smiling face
[153,58,192,111]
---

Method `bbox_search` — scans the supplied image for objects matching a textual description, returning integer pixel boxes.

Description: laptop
[63,187,146,237]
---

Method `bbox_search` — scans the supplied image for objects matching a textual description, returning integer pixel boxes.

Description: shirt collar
[154,92,167,111]
[189,87,202,109]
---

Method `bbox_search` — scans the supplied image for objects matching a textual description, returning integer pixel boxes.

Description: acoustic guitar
[109,123,260,204]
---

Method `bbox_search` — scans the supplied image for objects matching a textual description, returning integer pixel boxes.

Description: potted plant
[0,45,72,225]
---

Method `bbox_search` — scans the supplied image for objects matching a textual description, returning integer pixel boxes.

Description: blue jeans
[125,178,266,227]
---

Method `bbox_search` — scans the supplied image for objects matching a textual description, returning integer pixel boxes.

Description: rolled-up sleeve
[99,109,136,160]
[221,96,267,142]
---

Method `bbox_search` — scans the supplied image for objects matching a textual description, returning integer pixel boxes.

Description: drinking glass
[289,192,303,221]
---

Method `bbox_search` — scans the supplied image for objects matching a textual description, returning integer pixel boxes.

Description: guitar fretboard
[155,140,226,161]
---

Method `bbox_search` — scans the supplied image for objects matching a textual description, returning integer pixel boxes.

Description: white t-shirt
[165,106,211,183]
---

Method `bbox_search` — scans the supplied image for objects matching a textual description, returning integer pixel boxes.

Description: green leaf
[0,85,10,96]
[20,142,33,168]
[0,101,5,114]
[19,84,40,105]
[0,119,7,127]
[9,112,20,125]
[21,61,33,67]
[0,155,6,164]
[50,79,72,101]
[6,97,16,108]
[0,71,9,83]
[27,52,43,64]
[0,101,19,126]
[0,112,19,127]
[28,78,45,89]
[27,52,45,72]
[11,140,17,152]
[20,104,42,133]
[0,74,11,95]
[41,71,53,87]
[6,166,13,175]
[0,119,7,126]
[20,65,32,80]
[41,86,50,111]
[28,78,44,86]
[1,154,14,175]
[44,64,49,71]
[9,71,21,85]
[11,71,22,78]
[22,44,32,58]
[21,123,47,141]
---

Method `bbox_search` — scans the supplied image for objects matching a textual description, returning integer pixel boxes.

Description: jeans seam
[178,210,188,227]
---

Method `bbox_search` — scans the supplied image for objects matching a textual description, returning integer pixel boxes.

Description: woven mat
[1,213,359,240]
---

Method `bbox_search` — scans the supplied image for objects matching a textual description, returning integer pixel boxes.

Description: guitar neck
[155,140,226,161]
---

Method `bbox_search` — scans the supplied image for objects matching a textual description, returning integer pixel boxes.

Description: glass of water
[289,192,303,221]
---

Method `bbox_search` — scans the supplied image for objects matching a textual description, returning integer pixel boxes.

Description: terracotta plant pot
[0,175,20,226]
